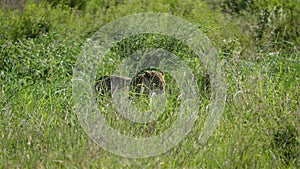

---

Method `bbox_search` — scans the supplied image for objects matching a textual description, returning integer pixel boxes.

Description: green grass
[1,0,299,168]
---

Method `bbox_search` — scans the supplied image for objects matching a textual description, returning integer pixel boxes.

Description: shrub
[219,0,299,50]
[44,0,87,10]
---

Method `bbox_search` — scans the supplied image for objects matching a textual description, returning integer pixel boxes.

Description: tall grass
[0,0,299,168]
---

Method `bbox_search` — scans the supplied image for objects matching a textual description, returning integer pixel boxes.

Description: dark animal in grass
[95,70,166,97]
[130,70,165,96]
[94,75,131,97]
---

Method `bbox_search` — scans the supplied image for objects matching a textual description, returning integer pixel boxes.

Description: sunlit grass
[0,0,299,168]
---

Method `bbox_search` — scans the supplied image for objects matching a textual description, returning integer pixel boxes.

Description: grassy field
[0,0,299,168]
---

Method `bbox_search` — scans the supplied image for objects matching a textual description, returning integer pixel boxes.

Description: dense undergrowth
[0,0,299,168]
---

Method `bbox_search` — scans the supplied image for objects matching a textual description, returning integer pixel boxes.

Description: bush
[43,0,87,10]
[219,0,299,50]
[0,1,98,41]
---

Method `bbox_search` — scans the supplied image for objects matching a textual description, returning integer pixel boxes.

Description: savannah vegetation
[0,0,299,168]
